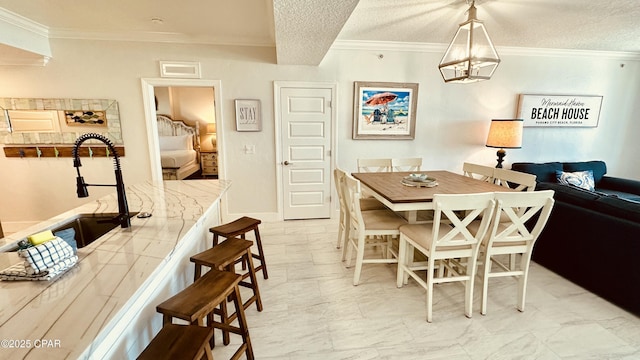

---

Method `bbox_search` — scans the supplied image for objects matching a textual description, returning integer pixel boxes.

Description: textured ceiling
[0,0,638,66]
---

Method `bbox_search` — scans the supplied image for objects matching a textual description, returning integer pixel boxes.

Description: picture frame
[353,81,418,139]
[64,110,107,126]
[517,94,603,128]
[235,99,261,132]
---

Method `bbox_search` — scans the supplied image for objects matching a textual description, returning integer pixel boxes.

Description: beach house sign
[517,94,603,127]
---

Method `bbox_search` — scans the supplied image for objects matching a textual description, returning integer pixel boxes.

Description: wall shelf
[3,145,125,158]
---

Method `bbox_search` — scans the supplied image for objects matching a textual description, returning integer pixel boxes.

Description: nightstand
[200,151,218,176]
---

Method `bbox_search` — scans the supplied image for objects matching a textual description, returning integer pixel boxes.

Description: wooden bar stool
[156,269,254,360]
[191,237,263,320]
[137,324,213,360]
[210,216,268,279]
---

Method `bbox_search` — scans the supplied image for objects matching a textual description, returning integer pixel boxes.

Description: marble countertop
[0,179,230,359]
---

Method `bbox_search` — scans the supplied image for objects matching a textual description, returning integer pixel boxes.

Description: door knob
[283,160,290,165]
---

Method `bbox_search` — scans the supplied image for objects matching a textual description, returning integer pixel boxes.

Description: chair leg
[404,243,413,285]
[336,210,345,249]
[343,227,354,265]
[465,255,478,319]
[396,236,407,288]
[517,255,532,312]
[352,233,366,286]
[481,254,491,316]
[426,258,435,323]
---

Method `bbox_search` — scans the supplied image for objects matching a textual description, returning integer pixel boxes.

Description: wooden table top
[352,170,507,204]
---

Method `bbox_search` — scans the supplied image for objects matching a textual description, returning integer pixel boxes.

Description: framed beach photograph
[353,81,418,139]
[235,99,261,132]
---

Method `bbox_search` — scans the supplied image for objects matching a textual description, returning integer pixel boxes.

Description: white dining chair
[463,162,495,183]
[396,192,495,322]
[334,168,350,250]
[392,158,422,172]
[493,168,537,191]
[357,158,392,173]
[343,173,407,285]
[479,190,554,315]
[334,168,387,250]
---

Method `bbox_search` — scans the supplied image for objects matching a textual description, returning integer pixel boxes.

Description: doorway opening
[140,78,224,183]
[155,86,217,179]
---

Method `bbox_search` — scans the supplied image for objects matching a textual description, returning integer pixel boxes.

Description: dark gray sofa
[511,161,640,316]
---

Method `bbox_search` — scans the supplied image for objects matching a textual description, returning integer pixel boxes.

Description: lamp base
[495,149,506,168]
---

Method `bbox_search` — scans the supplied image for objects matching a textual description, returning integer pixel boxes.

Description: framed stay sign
[517,94,603,128]
[235,99,261,131]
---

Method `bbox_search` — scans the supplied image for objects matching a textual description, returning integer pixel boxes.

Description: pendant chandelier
[438,0,500,83]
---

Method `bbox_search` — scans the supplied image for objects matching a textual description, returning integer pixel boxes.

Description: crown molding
[0,8,48,37]
[49,28,274,48]
[331,40,640,61]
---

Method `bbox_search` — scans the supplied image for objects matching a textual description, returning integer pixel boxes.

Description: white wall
[0,38,638,230]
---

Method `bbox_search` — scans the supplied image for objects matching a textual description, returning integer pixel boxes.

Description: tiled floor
[213,218,640,359]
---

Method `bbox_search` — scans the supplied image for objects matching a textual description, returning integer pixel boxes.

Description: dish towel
[19,237,75,273]
[0,237,78,281]
[0,256,78,281]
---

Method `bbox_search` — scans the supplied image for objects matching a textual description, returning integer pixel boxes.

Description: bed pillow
[158,135,192,151]
[556,170,595,191]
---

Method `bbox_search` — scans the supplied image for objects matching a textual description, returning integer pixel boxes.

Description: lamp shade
[206,123,216,134]
[485,119,523,149]
[438,1,500,83]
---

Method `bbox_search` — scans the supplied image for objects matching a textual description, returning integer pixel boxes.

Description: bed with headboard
[157,114,201,180]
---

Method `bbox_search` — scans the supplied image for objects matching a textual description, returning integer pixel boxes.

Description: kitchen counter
[0,179,230,359]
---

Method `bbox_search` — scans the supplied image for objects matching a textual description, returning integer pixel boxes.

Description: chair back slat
[334,168,348,211]
[431,193,495,250]
[344,173,364,228]
[358,158,392,172]
[487,190,555,248]
[493,168,537,192]
[392,158,422,172]
[463,162,495,183]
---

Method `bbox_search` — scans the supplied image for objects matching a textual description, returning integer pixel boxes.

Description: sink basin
[52,212,138,249]
[1,212,138,252]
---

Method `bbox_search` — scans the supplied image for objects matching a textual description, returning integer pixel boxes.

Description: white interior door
[279,85,333,220]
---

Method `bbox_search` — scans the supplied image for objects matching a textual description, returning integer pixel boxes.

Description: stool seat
[137,324,213,360]
[210,216,268,279]
[210,216,261,238]
[156,269,254,360]
[192,238,253,270]
[191,238,263,314]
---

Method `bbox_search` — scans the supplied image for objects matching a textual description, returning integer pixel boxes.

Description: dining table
[352,170,511,223]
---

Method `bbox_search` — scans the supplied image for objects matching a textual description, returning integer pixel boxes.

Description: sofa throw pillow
[556,170,595,191]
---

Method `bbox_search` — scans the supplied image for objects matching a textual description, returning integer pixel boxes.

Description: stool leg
[220,284,231,346]
[212,233,219,247]
[206,312,216,349]
[204,343,213,360]
[240,233,247,271]
[232,284,254,360]
[245,250,263,312]
[254,228,268,279]
[194,264,203,281]
[219,264,233,345]
[162,314,172,326]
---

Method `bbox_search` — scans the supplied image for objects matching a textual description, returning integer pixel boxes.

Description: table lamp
[206,123,217,148]
[485,119,523,168]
